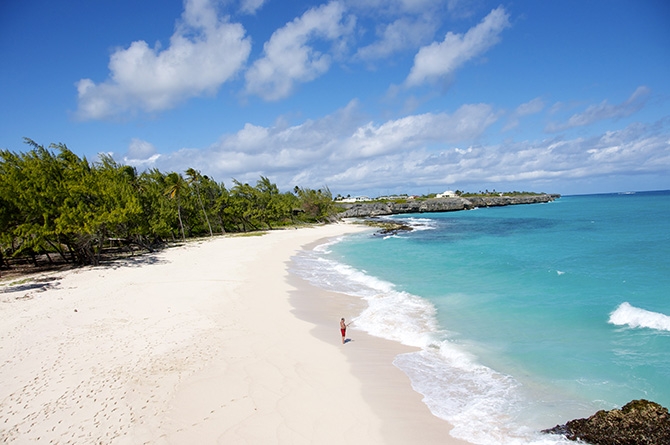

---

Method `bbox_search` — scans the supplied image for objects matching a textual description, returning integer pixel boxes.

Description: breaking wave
[609,302,670,332]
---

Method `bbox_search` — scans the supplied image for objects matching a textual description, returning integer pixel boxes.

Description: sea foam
[609,302,670,332]
[292,238,571,445]
[401,216,438,231]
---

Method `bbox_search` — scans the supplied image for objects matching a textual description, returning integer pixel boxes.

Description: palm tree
[164,172,186,241]
[186,168,213,236]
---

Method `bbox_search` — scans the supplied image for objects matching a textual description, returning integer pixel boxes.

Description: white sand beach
[0,224,468,444]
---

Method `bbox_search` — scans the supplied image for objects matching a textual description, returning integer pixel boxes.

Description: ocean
[291,190,670,445]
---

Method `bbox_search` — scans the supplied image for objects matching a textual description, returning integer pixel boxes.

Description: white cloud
[239,0,266,15]
[345,0,446,68]
[245,1,355,100]
[405,5,510,87]
[123,138,162,167]
[324,121,670,193]
[394,0,440,13]
[445,0,481,19]
[516,97,545,116]
[503,97,545,131]
[126,138,158,160]
[342,103,498,157]
[224,123,271,153]
[546,86,651,132]
[135,100,499,187]
[345,0,441,15]
[76,0,251,120]
[355,16,438,61]
[131,100,669,196]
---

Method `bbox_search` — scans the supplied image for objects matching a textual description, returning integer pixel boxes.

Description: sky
[1,0,669,197]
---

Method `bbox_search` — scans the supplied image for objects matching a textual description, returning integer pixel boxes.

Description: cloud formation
[126,138,158,160]
[124,98,669,195]
[355,15,438,61]
[75,0,507,114]
[405,6,510,86]
[123,138,161,167]
[74,1,667,195]
[76,0,251,120]
[503,97,545,131]
[342,103,497,158]
[547,86,651,132]
[245,1,355,100]
[239,0,266,15]
[320,119,670,192]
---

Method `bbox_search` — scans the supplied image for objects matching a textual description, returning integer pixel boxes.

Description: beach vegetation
[185,168,213,237]
[294,186,337,222]
[0,140,342,272]
[164,172,188,241]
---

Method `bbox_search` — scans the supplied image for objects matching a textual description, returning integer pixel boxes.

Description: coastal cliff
[338,194,560,218]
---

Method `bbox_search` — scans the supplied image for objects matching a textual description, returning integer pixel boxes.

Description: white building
[436,190,457,198]
[339,196,371,203]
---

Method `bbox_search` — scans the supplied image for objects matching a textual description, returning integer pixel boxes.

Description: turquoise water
[292,191,670,444]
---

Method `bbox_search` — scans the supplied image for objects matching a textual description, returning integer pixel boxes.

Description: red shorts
[341,328,346,336]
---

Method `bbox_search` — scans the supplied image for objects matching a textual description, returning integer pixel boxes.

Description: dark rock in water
[542,399,670,445]
[363,220,413,236]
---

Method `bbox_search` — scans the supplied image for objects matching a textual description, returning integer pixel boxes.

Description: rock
[363,220,414,236]
[542,399,670,445]
[339,202,394,217]
[338,194,559,218]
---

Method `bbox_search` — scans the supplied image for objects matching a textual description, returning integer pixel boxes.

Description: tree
[294,185,337,222]
[164,172,187,241]
[255,176,285,229]
[212,181,230,234]
[93,155,144,252]
[0,138,351,271]
[230,180,261,231]
[186,168,213,236]
[3,140,78,264]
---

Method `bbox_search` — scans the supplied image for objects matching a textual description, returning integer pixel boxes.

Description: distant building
[339,196,371,203]
[376,195,407,201]
[436,190,457,198]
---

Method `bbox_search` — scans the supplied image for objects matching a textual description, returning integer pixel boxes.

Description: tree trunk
[177,203,185,241]
[196,187,213,236]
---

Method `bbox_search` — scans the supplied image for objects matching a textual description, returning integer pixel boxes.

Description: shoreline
[287,260,470,444]
[0,223,469,444]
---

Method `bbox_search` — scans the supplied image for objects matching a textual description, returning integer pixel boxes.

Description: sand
[0,223,468,444]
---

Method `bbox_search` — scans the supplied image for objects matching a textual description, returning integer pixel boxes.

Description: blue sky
[1,0,668,196]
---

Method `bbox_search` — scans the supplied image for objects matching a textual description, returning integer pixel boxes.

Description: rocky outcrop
[338,194,559,218]
[542,399,670,445]
[465,194,560,208]
[360,220,414,236]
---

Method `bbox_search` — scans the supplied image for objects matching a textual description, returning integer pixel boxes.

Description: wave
[292,241,440,347]
[609,302,670,332]
[402,216,438,231]
[381,215,438,232]
[291,236,571,444]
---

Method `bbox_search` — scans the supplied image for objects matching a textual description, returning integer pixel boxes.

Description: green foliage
[293,186,337,222]
[0,140,341,267]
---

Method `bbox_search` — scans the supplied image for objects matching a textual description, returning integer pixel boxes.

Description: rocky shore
[543,399,670,445]
[338,194,560,218]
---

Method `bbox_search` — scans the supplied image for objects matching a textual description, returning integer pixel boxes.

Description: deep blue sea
[291,191,670,444]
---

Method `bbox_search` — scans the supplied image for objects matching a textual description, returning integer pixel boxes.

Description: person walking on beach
[340,318,350,344]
